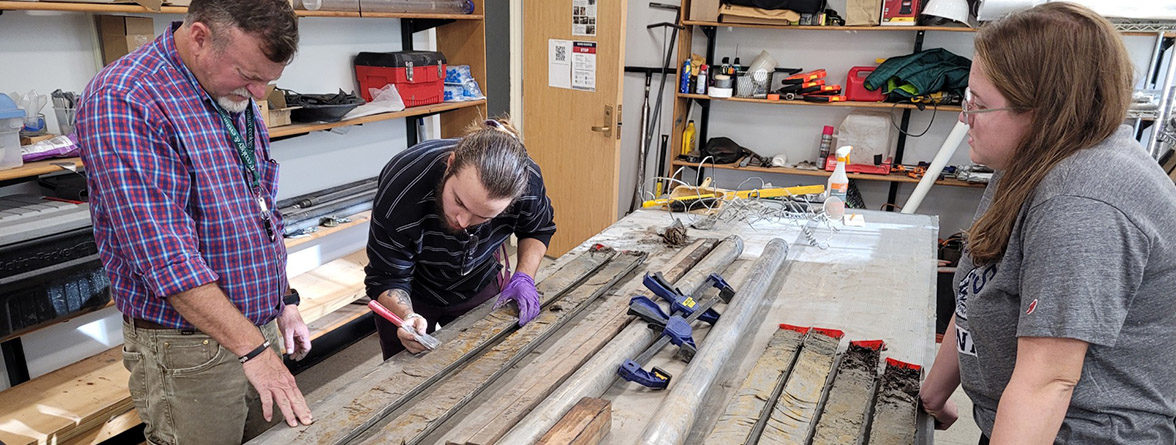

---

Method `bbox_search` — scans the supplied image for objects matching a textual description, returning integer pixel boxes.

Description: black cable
[888,101,938,137]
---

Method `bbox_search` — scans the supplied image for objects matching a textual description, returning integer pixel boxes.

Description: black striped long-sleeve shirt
[364,138,557,306]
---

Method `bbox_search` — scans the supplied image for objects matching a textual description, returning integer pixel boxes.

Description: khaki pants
[121,319,283,445]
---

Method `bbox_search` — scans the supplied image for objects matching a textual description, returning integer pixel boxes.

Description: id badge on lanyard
[216,104,276,242]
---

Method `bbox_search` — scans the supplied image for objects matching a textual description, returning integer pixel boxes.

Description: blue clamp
[663,315,697,354]
[642,272,721,324]
[628,296,671,330]
[617,359,671,389]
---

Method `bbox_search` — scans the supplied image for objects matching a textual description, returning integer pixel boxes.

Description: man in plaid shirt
[75,0,312,442]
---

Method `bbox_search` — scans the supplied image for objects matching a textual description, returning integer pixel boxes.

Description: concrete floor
[934,384,984,445]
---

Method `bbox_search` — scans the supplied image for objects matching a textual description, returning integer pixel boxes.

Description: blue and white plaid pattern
[76,23,287,329]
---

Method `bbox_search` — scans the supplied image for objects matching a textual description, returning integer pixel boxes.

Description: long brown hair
[448,117,530,201]
[967,2,1132,265]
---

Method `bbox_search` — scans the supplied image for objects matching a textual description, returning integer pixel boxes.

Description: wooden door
[522,0,627,256]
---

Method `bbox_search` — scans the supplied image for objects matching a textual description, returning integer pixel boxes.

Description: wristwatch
[283,288,301,306]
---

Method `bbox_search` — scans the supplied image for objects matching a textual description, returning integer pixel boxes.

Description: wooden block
[62,408,141,445]
[287,249,368,324]
[0,249,372,445]
[537,398,611,445]
[0,348,131,445]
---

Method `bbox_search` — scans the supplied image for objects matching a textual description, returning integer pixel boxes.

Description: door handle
[591,105,613,136]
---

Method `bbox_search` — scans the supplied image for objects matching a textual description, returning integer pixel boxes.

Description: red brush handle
[368,300,406,327]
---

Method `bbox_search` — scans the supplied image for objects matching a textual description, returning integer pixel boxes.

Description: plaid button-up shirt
[77,23,287,329]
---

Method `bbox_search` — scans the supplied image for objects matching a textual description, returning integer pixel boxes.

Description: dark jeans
[374,279,501,359]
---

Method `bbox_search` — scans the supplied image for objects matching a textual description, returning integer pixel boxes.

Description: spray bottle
[817,125,834,167]
[696,64,708,95]
[825,145,852,219]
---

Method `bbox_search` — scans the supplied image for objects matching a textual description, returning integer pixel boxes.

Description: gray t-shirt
[953,125,1176,442]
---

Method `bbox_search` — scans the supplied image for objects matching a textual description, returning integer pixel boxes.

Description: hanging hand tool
[804,85,843,96]
[368,300,441,350]
[782,69,826,84]
[779,79,827,100]
[799,94,846,103]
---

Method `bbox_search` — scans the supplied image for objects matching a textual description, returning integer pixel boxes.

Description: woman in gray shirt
[919,3,1176,443]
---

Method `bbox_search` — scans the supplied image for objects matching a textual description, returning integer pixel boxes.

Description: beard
[433,177,463,234]
[217,88,252,113]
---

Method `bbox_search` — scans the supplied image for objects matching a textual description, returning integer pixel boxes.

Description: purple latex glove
[494,272,540,326]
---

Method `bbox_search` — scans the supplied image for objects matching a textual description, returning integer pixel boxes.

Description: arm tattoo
[385,288,413,313]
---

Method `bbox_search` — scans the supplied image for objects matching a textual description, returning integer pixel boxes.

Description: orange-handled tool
[367,300,441,350]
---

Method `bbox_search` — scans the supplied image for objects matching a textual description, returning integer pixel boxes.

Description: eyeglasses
[961,88,1020,124]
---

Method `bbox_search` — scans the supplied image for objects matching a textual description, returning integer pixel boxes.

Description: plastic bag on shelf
[444,65,485,101]
[342,83,406,120]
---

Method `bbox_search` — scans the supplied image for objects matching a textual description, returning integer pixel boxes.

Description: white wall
[616,3,1164,237]
[0,11,423,389]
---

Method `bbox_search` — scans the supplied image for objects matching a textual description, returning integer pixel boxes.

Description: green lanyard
[214,103,276,241]
[214,104,259,191]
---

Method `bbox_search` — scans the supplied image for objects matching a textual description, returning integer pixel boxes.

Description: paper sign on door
[571,41,596,91]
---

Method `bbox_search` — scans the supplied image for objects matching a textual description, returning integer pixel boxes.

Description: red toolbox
[846,66,886,102]
[354,51,446,106]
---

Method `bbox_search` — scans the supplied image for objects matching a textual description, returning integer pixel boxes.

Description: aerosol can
[825,145,852,219]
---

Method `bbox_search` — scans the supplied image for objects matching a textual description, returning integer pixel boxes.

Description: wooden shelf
[0,248,371,445]
[0,101,485,182]
[308,302,369,341]
[683,20,975,33]
[297,9,361,17]
[0,2,483,19]
[683,19,1175,38]
[679,93,961,112]
[0,1,186,14]
[0,157,83,183]
[671,159,985,188]
[284,211,371,250]
[360,11,483,20]
[268,99,485,138]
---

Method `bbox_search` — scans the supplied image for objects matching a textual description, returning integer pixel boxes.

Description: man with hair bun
[365,118,557,358]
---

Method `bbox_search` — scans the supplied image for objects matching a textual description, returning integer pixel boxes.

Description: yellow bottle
[681,120,696,157]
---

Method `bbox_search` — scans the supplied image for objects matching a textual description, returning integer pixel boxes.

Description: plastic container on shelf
[846,66,886,102]
[360,0,475,14]
[0,94,26,170]
[354,51,447,106]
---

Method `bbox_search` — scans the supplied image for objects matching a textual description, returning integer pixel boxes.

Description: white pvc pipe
[902,120,969,214]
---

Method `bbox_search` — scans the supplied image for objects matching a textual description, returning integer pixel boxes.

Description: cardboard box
[881,0,921,26]
[97,15,155,66]
[261,86,297,128]
[847,0,883,25]
[690,0,720,22]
